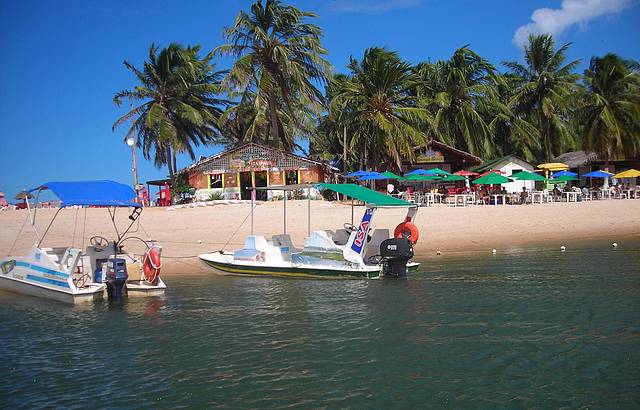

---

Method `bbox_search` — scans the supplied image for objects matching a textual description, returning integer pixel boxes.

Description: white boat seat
[243,236,270,252]
[271,234,301,254]
[235,236,284,263]
[363,229,390,260]
[303,230,341,251]
[332,229,351,246]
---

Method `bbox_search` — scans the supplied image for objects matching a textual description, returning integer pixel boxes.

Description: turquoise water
[1,241,639,408]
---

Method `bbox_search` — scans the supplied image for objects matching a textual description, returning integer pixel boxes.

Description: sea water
[1,241,639,408]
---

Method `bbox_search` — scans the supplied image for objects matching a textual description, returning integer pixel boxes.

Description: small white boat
[0,180,166,304]
[199,183,421,279]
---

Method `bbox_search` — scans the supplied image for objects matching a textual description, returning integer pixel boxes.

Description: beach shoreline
[1,199,638,276]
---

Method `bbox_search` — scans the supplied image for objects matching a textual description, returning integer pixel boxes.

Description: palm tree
[578,54,640,161]
[503,34,581,162]
[417,46,503,158]
[113,43,227,181]
[329,47,430,171]
[216,0,331,150]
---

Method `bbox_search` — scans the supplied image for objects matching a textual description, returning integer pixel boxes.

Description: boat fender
[394,219,419,244]
[143,247,161,285]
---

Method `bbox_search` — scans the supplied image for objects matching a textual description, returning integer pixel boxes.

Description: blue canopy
[30,180,140,208]
[345,170,369,178]
[583,170,614,178]
[551,170,577,178]
[404,169,435,176]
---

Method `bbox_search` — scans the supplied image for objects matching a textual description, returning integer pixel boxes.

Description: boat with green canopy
[198,183,421,279]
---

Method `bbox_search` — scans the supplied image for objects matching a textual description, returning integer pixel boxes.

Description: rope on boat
[7,211,30,257]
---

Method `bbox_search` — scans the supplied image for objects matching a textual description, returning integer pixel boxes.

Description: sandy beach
[1,199,638,276]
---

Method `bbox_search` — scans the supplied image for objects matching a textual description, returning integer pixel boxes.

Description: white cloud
[513,0,634,47]
[330,0,423,13]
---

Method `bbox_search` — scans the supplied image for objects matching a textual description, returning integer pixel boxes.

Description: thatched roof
[552,151,599,168]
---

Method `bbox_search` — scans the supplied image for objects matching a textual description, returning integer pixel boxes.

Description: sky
[1,0,639,200]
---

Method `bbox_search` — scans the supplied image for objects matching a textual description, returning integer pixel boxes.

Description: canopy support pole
[307,187,311,237]
[283,190,287,234]
[26,191,41,242]
[351,198,354,225]
[250,189,254,236]
[37,208,61,247]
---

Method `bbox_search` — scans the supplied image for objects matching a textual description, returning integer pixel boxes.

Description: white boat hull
[0,275,104,304]
[126,279,167,296]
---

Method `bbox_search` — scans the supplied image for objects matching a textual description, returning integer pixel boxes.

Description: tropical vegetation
[114,0,640,176]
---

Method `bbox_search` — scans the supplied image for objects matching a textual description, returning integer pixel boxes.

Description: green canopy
[472,172,511,185]
[440,174,466,182]
[316,183,415,207]
[400,174,442,181]
[511,171,547,181]
[549,175,578,184]
[381,171,402,179]
[425,167,452,176]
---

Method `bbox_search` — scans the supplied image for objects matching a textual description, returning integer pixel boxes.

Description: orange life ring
[143,247,161,284]
[394,219,419,244]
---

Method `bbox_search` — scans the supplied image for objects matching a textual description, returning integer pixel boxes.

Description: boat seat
[332,229,351,246]
[303,231,341,251]
[271,234,301,255]
[234,236,284,263]
[363,229,390,261]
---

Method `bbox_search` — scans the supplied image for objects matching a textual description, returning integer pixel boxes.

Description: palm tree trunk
[166,144,175,183]
[172,149,178,178]
[268,91,279,147]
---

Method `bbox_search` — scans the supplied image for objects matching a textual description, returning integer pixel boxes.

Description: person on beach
[520,186,528,204]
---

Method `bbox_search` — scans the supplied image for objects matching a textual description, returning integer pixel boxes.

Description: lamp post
[127,100,139,201]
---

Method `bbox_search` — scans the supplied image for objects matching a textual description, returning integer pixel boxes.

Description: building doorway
[240,172,252,200]
[285,170,298,185]
[254,171,267,201]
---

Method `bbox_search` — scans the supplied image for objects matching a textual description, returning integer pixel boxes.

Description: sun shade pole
[26,189,41,242]
[351,198,354,225]
[307,186,311,237]
[283,189,287,234]
[250,187,254,236]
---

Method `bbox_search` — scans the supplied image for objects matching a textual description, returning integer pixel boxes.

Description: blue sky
[1,0,639,199]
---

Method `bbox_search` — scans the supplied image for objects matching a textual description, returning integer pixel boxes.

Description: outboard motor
[105,258,128,299]
[380,238,414,277]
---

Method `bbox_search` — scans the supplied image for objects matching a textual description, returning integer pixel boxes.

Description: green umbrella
[440,174,466,182]
[472,172,511,185]
[381,171,402,179]
[426,167,452,176]
[400,174,442,181]
[549,175,578,184]
[511,171,547,181]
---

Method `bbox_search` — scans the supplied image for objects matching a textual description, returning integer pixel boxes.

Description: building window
[210,175,223,188]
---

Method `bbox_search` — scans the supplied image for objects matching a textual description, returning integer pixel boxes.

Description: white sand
[1,199,638,275]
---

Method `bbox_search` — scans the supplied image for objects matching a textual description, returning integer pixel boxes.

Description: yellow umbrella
[536,162,569,179]
[613,169,640,179]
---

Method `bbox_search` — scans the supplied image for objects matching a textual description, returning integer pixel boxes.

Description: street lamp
[127,99,139,202]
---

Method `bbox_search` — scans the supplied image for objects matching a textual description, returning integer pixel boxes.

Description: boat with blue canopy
[198,183,421,279]
[0,180,166,304]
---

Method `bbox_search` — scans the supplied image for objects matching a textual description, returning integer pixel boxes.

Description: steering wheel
[343,222,357,233]
[90,235,109,252]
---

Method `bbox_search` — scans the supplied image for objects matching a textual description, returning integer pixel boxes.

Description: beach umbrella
[424,167,452,176]
[613,169,640,179]
[400,174,441,181]
[511,171,547,181]
[345,170,369,178]
[551,170,577,178]
[380,171,402,179]
[357,172,386,180]
[404,169,432,176]
[440,174,466,182]
[15,190,33,200]
[454,170,478,176]
[549,175,578,184]
[582,170,614,178]
[472,172,511,185]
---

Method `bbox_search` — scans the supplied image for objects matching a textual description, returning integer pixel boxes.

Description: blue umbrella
[404,169,435,176]
[345,170,369,178]
[583,170,614,178]
[551,170,577,178]
[357,172,386,181]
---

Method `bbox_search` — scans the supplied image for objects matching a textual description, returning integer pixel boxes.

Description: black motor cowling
[380,237,414,277]
[105,258,128,300]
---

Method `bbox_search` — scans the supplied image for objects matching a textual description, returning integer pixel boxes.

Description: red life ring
[394,219,419,244]
[143,247,161,284]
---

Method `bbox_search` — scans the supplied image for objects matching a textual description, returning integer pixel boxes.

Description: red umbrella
[477,169,506,177]
[454,170,478,176]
